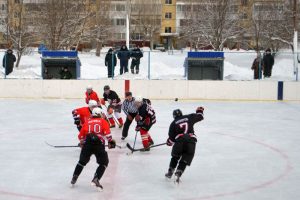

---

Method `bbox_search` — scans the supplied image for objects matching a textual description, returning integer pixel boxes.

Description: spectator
[251,53,262,80]
[43,67,53,79]
[263,48,274,78]
[2,49,16,76]
[59,66,73,79]
[105,48,117,78]
[117,45,131,75]
[130,46,143,74]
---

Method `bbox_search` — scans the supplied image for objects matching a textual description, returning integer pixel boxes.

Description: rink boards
[0,80,299,101]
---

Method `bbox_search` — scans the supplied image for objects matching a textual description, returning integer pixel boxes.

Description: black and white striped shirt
[122,97,138,115]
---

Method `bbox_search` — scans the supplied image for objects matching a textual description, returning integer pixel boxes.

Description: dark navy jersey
[138,103,156,124]
[168,113,203,142]
[103,90,121,104]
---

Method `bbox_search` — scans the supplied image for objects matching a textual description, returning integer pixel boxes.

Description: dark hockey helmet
[173,109,182,119]
[104,85,110,91]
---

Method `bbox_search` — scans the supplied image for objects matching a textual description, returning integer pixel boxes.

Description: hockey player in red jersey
[134,96,156,151]
[165,107,204,183]
[85,85,102,106]
[102,85,123,128]
[72,100,98,131]
[71,107,116,190]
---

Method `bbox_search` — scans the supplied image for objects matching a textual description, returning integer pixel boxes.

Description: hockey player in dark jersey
[165,107,204,183]
[134,96,156,151]
[102,85,123,128]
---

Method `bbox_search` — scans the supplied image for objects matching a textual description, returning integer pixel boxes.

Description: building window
[1,4,6,10]
[165,0,172,5]
[165,12,172,19]
[165,27,172,33]
[241,12,248,19]
[116,18,126,26]
[241,0,248,6]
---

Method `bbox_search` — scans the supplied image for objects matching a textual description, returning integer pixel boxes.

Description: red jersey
[72,107,92,126]
[85,90,100,104]
[78,117,112,144]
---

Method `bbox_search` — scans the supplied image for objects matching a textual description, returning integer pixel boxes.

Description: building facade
[0,0,299,50]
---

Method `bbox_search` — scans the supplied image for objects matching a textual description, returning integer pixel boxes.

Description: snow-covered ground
[0,48,297,81]
[0,99,299,200]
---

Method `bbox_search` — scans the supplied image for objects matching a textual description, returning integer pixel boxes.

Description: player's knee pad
[171,155,180,161]
[97,153,109,166]
[78,160,87,167]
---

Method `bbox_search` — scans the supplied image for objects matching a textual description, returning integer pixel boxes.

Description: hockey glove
[79,139,85,148]
[108,139,116,149]
[166,138,174,146]
[135,120,143,131]
[135,115,141,121]
[100,99,106,105]
[196,107,204,114]
[74,116,80,126]
[107,106,114,115]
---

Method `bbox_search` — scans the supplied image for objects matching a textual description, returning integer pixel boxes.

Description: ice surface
[0,99,300,200]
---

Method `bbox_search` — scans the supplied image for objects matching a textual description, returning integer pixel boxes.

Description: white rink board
[0,80,299,101]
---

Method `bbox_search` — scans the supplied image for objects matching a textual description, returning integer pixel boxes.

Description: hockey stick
[45,141,122,149]
[45,141,79,148]
[128,130,139,154]
[126,142,167,153]
[103,104,121,127]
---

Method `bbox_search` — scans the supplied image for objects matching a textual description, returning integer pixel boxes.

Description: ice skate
[71,175,78,186]
[91,177,103,191]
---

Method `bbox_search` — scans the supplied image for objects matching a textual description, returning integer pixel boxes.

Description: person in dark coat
[59,67,73,79]
[263,48,274,78]
[130,46,143,74]
[251,53,262,79]
[2,49,16,76]
[117,45,131,75]
[105,48,117,78]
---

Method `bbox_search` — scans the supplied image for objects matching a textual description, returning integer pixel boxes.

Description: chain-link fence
[0,49,299,81]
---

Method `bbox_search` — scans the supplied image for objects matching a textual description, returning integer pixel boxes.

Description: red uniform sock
[108,118,115,126]
[118,118,123,125]
[140,129,149,148]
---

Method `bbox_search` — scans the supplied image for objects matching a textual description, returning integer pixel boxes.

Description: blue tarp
[188,52,224,58]
[42,51,78,58]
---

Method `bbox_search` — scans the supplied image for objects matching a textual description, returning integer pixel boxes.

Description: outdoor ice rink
[0,99,299,200]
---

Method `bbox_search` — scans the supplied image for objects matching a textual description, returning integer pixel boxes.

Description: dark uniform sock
[170,156,180,169]
[73,162,85,176]
[94,165,107,180]
[177,160,187,175]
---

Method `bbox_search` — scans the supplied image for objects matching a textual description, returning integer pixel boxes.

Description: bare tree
[178,0,242,51]
[36,0,92,50]
[5,1,39,67]
[251,1,294,51]
[89,0,112,56]
[130,0,161,49]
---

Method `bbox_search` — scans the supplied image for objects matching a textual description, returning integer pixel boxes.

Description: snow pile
[0,49,298,81]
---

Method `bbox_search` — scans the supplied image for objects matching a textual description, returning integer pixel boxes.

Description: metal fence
[0,49,299,81]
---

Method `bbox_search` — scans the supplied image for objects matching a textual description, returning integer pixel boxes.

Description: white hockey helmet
[135,95,143,103]
[86,85,93,90]
[92,107,102,117]
[88,100,98,108]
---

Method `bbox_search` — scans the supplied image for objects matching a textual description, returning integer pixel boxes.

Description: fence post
[4,52,6,79]
[148,51,151,80]
[258,51,262,80]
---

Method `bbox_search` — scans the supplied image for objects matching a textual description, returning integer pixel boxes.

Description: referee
[121,91,138,140]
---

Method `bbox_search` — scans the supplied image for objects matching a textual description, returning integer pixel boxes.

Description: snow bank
[0,49,298,81]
